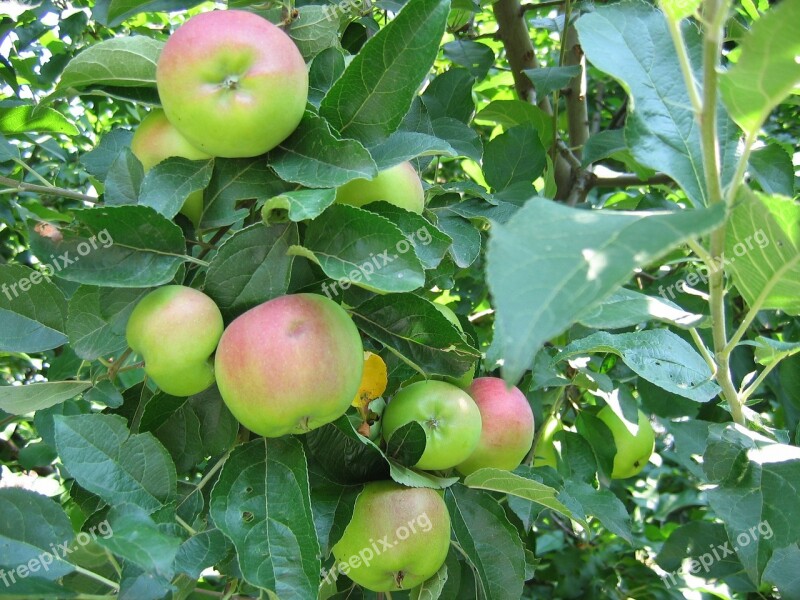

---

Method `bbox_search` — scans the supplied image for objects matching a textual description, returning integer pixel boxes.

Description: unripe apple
[456,377,534,476]
[335,162,425,214]
[382,380,482,471]
[597,406,655,479]
[532,418,563,469]
[332,481,450,591]
[126,285,223,397]
[214,294,363,437]
[156,10,308,158]
[130,109,211,224]
[432,302,476,389]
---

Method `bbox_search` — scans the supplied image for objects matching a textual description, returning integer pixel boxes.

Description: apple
[456,377,534,475]
[156,10,308,158]
[432,302,476,389]
[335,162,425,214]
[331,480,450,591]
[381,380,482,471]
[597,406,655,479]
[130,109,211,224]
[532,418,564,469]
[214,294,363,437]
[126,285,223,397]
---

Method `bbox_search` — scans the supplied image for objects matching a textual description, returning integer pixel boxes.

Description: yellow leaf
[352,351,388,410]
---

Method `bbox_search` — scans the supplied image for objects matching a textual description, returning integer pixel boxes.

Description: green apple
[214,294,363,437]
[456,377,534,475]
[130,109,211,224]
[432,302,476,389]
[532,418,564,469]
[156,10,308,158]
[382,380,482,471]
[126,285,223,397]
[335,162,425,214]
[597,406,655,479]
[331,480,450,591]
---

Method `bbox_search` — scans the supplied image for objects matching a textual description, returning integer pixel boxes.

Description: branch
[592,172,673,187]
[519,0,566,13]
[564,25,589,161]
[0,175,98,204]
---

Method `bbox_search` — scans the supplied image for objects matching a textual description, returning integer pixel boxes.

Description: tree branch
[0,175,98,204]
[519,0,567,13]
[564,25,589,161]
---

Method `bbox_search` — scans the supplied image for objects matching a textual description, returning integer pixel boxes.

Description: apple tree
[0,0,798,597]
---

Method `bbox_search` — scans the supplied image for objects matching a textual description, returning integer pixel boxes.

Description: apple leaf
[138,157,214,220]
[555,330,720,402]
[442,39,494,79]
[368,131,458,171]
[350,293,479,378]
[522,65,581,97]
[53,413,177,513]
[56,36,163,92]
[763,545,800,598]
[386,421,427,466]
[204,223,298,321]
[473,100,553,147]
[271,113,378,188]
[0,264,68,352]
[576,1,739,206]
[287,5,341,60]
[28,205,187,288]
[173,529,232,581]
[558,480,633,543]
[445,484,526,600]
[0,381,91,415]
[209,437,320,600]
[725,189,800,315]
[66,285,150,360]
[308,47,346,108]
[80,129,134,180]
[0,488,77,580]
[320,0,450,145]
[487,198,725,383]
[261,189,337,226]
[288,204,426,294]
[578,287,705,330]
[0,103,79,135]
[483,125,546,192]
[104,147,143,206]
[719,0,800,137]
[748,144,795,197]
[307,458,362,556]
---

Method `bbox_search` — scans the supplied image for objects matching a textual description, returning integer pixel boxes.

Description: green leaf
[442,39,494,79]
[750,336,800,367]
[473,100,552,147]
[763,544,800,598]
[290,204,425,293]
[726,189,800,315]
[308,47,346,108]
[202,158,291,229]
[29,205,187,287]
[656,521,744,580]
[483,125,546,192]
[56,36,163,91]
[81,129,134,180]
[84,379,124,409]
[410,563,449,600]
[66,285,149,360]
[385,420,427,466]
[307,459,361,557]
[556,330,720,402]
[0,103,78,135]
[558,480,632,543]
[350,293,479,378]
[487,198,725,382]
[578,288,705,330]
[421,68,475,123]
[522,65,581,97]
[430,117,483,163]
[54,413,177,513]
[96,503,181,578]
[0,264,67,352]
[94,0,205,26]
[205,223,298,321]
[209,438,320,600]
[362,201,453,269]
[429,210,481,268]
[319,0,451,144]
[104,147,144,206]
[720,0,800,136]
[0,381,91,415]
[0,488,76,580]
[368,131,458,170]
[138,158,214,220]
[749,144,795,196]
[705,425,800,584]
[463,468,585,527]
[576,1,739,206]
[261,189,337,225]
[153,400,204,474]
[173,529,231,580]
[287,5,341,60]
[187,386,238,457]
[582,129,627,166]
[304,416,389,485]
[271,113,378,188]
[445,484,526,600]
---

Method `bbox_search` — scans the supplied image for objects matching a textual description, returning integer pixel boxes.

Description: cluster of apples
[130,9,426,224]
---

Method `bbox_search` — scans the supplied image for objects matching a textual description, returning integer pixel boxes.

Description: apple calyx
[393,571,405,588]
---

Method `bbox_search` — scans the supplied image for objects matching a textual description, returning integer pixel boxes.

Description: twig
[0,175,98,204]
